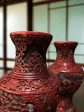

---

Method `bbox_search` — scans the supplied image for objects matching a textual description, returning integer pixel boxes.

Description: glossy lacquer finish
[48,41,84,112]
[0,31,59,112]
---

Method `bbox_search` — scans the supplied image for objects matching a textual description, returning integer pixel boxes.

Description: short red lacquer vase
[48,41,84,112]
[0,31,59,112]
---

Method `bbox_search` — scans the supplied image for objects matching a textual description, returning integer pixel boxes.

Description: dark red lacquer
[0,31,59,112]
[48,41,84,112]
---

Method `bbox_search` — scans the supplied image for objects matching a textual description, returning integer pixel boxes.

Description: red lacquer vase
[48,41,84,112]
[0,31,59,112]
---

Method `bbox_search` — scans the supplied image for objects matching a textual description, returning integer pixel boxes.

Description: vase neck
[56,48,75,63]
[10,31,52,79]
[13,43,48,77]
[54,42,78,64]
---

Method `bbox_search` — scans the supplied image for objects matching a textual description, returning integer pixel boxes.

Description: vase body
[48,41,83,112]
[0,31,59,112]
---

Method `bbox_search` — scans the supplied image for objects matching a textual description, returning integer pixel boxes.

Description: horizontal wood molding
[0,0,64,6]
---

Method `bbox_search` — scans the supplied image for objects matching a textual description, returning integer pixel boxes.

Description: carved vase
[48,41,84,112]
[0,31,59,112]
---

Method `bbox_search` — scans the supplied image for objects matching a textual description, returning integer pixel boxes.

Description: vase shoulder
[48,61,83,75]
[0,72,59,95]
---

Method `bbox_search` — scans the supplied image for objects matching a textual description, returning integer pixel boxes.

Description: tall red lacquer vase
[48,41,84,112]
[0,31,59,112]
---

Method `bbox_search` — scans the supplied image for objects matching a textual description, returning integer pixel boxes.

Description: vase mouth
[54,41,78,45]
[10,31,52,38]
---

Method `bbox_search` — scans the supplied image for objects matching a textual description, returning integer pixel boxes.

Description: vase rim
[54,41,78,45]
[10,31,52,37]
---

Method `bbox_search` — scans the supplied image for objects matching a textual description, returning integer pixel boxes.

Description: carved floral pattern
[0,90,57,112]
